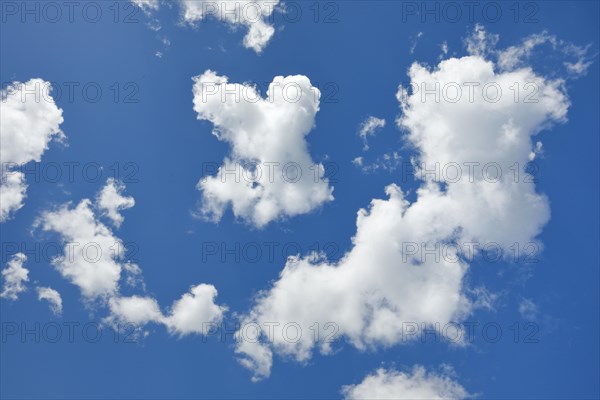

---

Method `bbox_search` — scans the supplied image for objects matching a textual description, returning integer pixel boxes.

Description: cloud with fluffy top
[233,26,571,381]
[107,284,227,336]
[1,79,65,222]
[192,70,334,228]
[36,196,130,299]
[342,366,468,400]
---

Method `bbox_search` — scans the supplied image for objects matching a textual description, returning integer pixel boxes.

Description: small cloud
[37,286,63,316]
[519,298,539,320]
[465,23,499,57]
[161,37,171,47]
[131,0,159,13]
[410,31,424,54]
[0,253,29,301]
[353,152,401,174]
[147,19,162,31]
[484,28,597,77]
[352,156,363,167]
[529,141,543,161]
[358,116,386,151]
[96,178,135,228]
[439,41,449,59]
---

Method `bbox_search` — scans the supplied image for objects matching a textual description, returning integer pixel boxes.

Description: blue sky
[1,1,599,398]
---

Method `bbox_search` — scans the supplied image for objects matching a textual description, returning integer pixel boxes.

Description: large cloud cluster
[233,27,569,381]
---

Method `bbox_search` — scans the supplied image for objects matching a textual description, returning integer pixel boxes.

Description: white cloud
[564,59,594,77]
[36,196,126,300]
[439,41,449,60]
[469,25,596,77]
[1,79,64,222]
[132,1,280,53]
[496,31,557,71]
[355,117,400,173]
[353,151,401,174]
[193,70,333,228]
[464,24,498,57]
[358,116,386,151]
[165,284,228,335]
[132,0,160,12]
[342,366,468,400]
[410,32,424,54]
[123,262,145,289]
[37,286,63,316]
[518,298,538,320]
[234,28,570,381]
[0,253,29,300]
[529,141,543,161]
[180,1,280,53]
[108,295,164,326]
[37,179,225,334]
[0,172,27,222]
[96,178,135,228]
[562,43,596,78]
[107,284,227,335]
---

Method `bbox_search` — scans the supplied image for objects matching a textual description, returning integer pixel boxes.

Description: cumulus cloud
[192,70,333,228]
[165,284,228,335]
[180,1,280,53]
[358,116,386,151]
[234,28,571,381]
[108,295,164,326]
[37,286,63,315]
[36,199,127,299]
[107,284,227,335]
[342,366,468,400]
[0,253,29,300]
[1,79,65,222]
[37,179,226,335]
[96,178,136,228]
[35,179,144,302]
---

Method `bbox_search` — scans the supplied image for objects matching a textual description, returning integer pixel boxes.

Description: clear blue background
[1,1,598,398]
